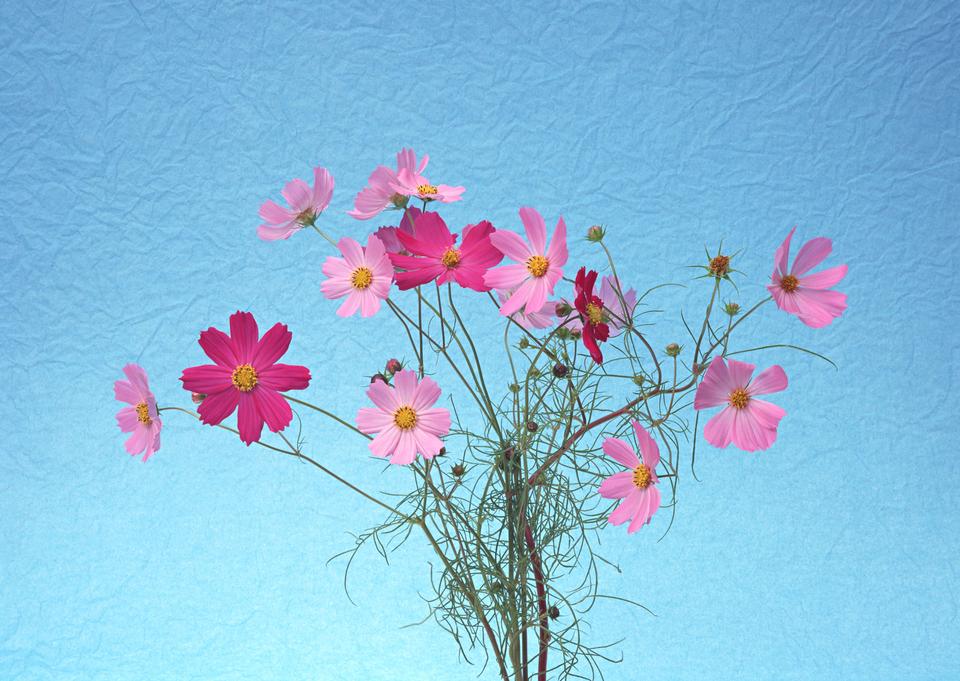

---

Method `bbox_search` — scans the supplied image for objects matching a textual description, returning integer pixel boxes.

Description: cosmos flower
[356,369,451,465]
[350,149,458,219]
[180,311,311,445]
[495,290,558,330]
[389,153,465,204]
[598,421,661,533]
[573,267,610,364]
[114,364,162,461]
[693,356,788,452]
[389,212,503,292]
[484,207,568,316]
[258,167,334,241]
[321,234,394,317]
[767,227,848,328]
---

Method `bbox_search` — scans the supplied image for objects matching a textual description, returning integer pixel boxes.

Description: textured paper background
[1,1,958,679]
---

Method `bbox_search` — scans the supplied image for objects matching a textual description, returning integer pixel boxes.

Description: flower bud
[555,301,573,317]
[552,363,568,378]
[436,446,447,457]
[632,374,645,386]
[708,254,731,278]
[502,445,515,461]
[390,192,409,209]
[724,302,741,316]
[191,392,206,404]
[385,358,402,374]
[665,343,682,357]
[527,366,541,379]
[586,225,605,242]
[518,337,530,349]
[548,605,560,620]
[452,463,466,477]
[526,420,538,433]
[555,327,572,340]
[370,373,388,384]
[509,383,521,393]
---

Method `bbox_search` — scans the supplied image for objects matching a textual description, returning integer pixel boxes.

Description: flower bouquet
[114,148,847,680]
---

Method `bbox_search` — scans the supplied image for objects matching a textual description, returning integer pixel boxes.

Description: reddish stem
[524,523,548,681]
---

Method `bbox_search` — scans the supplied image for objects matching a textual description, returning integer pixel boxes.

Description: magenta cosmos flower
[258,166,334,241]
[562,275,637,336]
[388,212,503,292]
[180,311,312,445]
[694,356,788,452]
[356,369,451,465]
[114,363,162,461]
[573,267,610,364]
[767,227,848,328]
[484,207,568,316]
[598,421,661,533]
[321,234,394,317]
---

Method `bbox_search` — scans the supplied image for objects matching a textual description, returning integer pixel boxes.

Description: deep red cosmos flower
[574,267,610,364]
[180,311,311,445]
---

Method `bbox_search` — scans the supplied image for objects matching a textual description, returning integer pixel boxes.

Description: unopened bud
[665,343,682,357]
[509,383,521,393]
[518,337,530,349]
[370,373,388,384]
[385,358,402,374]
[527,366,541,379]
[390,192,409,209]
[552,363,568,378]
[191,392,206,404]
[452,463,466,477]
[555,327,572,340]
[555,301,573,317]
[436,446,447,457]
[632,375,646,387]
[586,225,605,242]
[724,302,741,316]
[526,421,539,433]
[548,605,560,620]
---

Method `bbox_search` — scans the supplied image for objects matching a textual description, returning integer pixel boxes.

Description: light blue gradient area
[2,1,958,679]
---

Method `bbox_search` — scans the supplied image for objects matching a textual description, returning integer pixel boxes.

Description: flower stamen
[441,248,461,269]
[232,364,258,392]
[585,302,604,325]
[394,405,417,430]
[780,274,799,292]
[709,255,731,277]
[632,463,652,489]
[417,183,438,197]
[526,255,549,278]
[728,387,749,409]
[135,402,152,425]
[351,267,374,290]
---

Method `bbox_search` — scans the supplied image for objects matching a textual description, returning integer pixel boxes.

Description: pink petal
[116,406,139,432]
[338,237,366,269]
[748,398,786,431]
[257,223,298,241]
[703,406,736,448]
[312,167,334,210]
[730,408,778,452]
[484,264,530,292]
[413,376,442,411]
[366,379,400,412]
[336,291,363,317]
[258,363,311,391]
[357,407,395,434]
[790,236,832,277]
[633,421,660,469]
[598,471,635,499]
[496,278,534,316]
[199,326,239,368]
[489,230,532,263]
[773,227,795,276]
[390,430,418,465]
[413,428,444,459]
[416,408,451,435]
[524,277,549,317]
[393,370,418,405]
[281,178,312,212]
[359,289,382,317]
[180,364,233,394]
[799,264,847,290]
[252,387,293,433]
[749,365,787,396]
[725,358,755,389]
[124,426,149,456]
[628,486,660,534]
[608,489,644,526]
[252,323,292,369]
[237,393,264,445]
[259,199,295,224]
[197,387,240,426]
[694,357,733,409]
[114,379,139,405]
[519,207,546,254]
[122,364,150,398]
[369,425,401,458]
[602,437,641,469]
[229,311,259,363]
[794,288,848,328]
[546,216,568,266]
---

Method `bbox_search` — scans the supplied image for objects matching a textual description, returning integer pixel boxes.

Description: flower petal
[602,436,641,469]
[252,387,293,433]
[197,387,240,426]
[749,365,787,396]
[237,392,264,445]
[598,471,635,499]
[252,323,292,369]
[199,327,239,368]
[229,311,259,363]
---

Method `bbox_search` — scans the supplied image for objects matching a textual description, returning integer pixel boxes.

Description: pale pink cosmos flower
[694,356,788,452]
[350,149,433,220]
[114,363,162,461]
[321,234,394,318]
[767,226,848,328]
[389,153,465,205]
[598,421,661,533]
[496,290,558,330]
[485,207,568,316]
[258,167,334,241]
[559,275,637,336]
[356,369,451,465]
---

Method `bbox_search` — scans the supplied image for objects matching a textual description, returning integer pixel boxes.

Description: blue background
[2,1,958,679]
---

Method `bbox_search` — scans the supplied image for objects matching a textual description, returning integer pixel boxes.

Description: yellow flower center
[585,302,604,325]
[780,274,799,292]
[351,266,373,290]
[417,183,438,196]
[394,405,417,430]
[728,387,749,409]
[526,255,549,278]
[441,248,461,269]
[232,364,258,392]
[135,401,152,425]
[709,255,730,277]
[632,463,652,489]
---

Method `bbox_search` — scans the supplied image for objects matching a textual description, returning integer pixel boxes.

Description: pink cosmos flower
[388,212,503,292]
[484,207,568,316]
[180,311,311,445]
[496,290,558,330]
[389,154,465,205]
[693,356,788,452]
[356,369,451,465]
[767,227,848,328]
[258,167,334,241]
[561,275,637,336]
[114,363,162,461]
[350,149,435,219]
[321,234,394,317]
[374,207,421,256]
[598,421,661,533]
